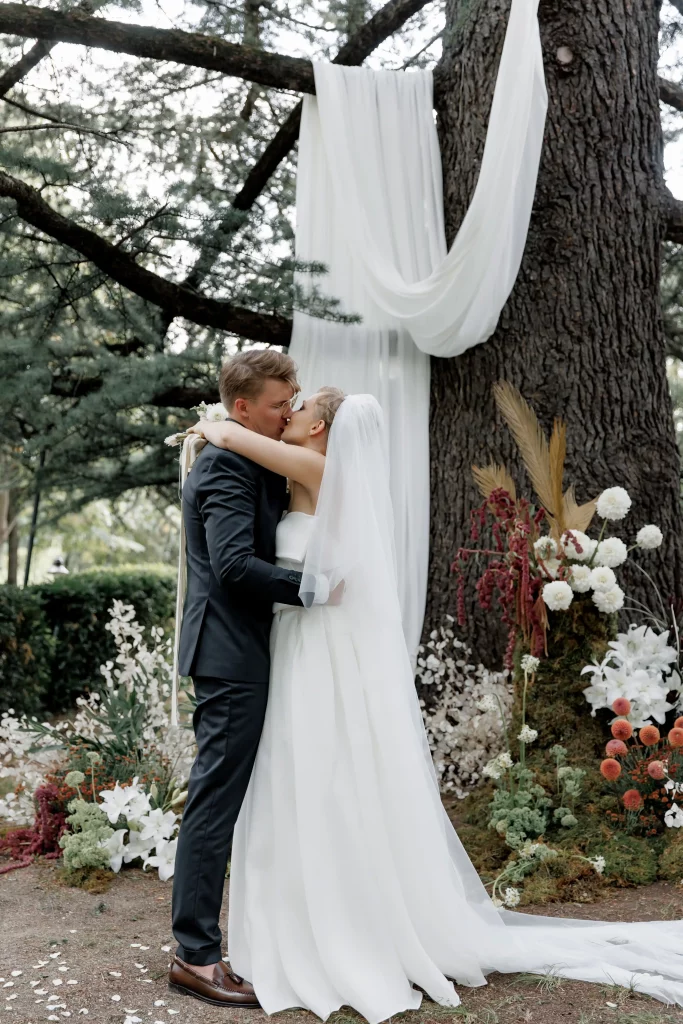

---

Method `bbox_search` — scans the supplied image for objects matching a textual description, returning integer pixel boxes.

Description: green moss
[512,596,615,760]
[658,830,683,881]
[585,833,659,886]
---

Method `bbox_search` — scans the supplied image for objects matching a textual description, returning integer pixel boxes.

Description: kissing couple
[168,348,683,1022]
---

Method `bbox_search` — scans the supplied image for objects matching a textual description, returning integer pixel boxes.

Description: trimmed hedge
[0,586,55,716]
[0,565,176,715]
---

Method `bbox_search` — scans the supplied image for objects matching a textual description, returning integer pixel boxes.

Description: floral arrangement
[592,695,683,836]
[477,656,586,849]
[59,765,180,881]
[164,400,228,448]
[0,602,194,882]
[452,382,663,668]
[416,617,513,796]
[582,624,680,728]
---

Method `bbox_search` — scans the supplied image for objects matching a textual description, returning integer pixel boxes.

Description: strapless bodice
[275,511,316,572]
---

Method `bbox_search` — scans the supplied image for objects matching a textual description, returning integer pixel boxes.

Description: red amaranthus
[0,783,68,874]
[452,487,563,669]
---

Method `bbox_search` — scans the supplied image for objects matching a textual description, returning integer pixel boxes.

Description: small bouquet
[164,401,229,448]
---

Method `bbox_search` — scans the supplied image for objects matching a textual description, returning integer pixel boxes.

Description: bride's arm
[189,419,324,490]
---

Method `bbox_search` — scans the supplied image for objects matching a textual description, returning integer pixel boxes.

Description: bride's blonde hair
[314,387,345,430]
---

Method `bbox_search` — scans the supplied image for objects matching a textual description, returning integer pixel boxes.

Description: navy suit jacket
[177,440,303,681]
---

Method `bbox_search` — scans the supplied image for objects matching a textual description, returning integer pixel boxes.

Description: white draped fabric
[288,0,547,656]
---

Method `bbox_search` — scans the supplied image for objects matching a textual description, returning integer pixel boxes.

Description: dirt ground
[3,863,683,1024]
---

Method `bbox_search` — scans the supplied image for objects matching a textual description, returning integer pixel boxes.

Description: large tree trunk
[427,0,683,664]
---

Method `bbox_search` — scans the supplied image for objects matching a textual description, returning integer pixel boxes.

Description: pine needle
[472,463,517,502]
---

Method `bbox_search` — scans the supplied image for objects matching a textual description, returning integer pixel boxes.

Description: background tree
[1,0,682,664]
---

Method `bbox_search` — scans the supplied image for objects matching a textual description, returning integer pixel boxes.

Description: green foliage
[585,833,660,886]
[488,764,553,848]
[658,830,683,881]
[0,585,55,716]
[58,797,113,871]
[0,567,175,714]
[33,567,175,711]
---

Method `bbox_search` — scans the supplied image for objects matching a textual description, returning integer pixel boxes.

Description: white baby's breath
[589,565,617,591]
[592,584,625,614]
[636,524,663,550]
[595,537,628,569]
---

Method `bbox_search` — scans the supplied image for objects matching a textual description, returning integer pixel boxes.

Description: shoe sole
[168,981,261,1008]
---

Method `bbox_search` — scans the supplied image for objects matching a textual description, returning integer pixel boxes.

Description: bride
[190,389,683,1023]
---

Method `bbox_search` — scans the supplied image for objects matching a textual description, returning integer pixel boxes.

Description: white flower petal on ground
[542,580,573,611]
[595,537,628,568]
[10,971,22,977]
[592,585,625,614]
[596,487,632,521]
[589,565,617,591]
[108,971,121,977]
[111,994,121,1002]
[636,524,663,550]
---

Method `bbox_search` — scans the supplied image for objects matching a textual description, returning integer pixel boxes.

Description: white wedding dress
[228,398,683,1024]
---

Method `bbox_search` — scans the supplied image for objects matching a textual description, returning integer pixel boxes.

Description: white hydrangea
[417,621,513,797]
[567,564,593,593]
[596,487,632,521]
[592,584,625,614]
[517,725,538,744]
[562,530,597,562]
[534,536,558,561]
[589,565,617,591]
[542,580,573,611]
[595,537,628,568]
[636,524,663,550]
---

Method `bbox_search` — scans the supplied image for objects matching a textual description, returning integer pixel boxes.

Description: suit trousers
[171,675,268,966]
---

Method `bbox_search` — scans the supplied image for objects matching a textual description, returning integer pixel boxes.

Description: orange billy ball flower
[600,758,621,781]
[606,738,628,757]
[668,728,683,748]
[647,760,666,780]
[639,725,661,746]
[611,719,633,741]
[612,697,631,716]
[622,789,643,811]
[675,716,683,731]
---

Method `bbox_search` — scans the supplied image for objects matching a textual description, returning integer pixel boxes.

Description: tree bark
[6,488,19,586]
[428,0,683,664]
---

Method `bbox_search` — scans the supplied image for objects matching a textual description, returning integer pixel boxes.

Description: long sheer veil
[300,393,683,1005]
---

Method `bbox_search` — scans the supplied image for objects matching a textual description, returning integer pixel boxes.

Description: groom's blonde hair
[219,349,300,409]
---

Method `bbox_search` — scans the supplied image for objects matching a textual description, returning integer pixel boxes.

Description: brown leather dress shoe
[168,955,261,1007]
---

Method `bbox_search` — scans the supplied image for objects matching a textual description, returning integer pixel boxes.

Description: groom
[169,349,306,1007]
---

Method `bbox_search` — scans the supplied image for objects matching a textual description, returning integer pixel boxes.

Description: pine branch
[160,0,435,327]
[0,168,293,344]
[660,75,683,113]
[0,38,54,95]
[0,3,316,92]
